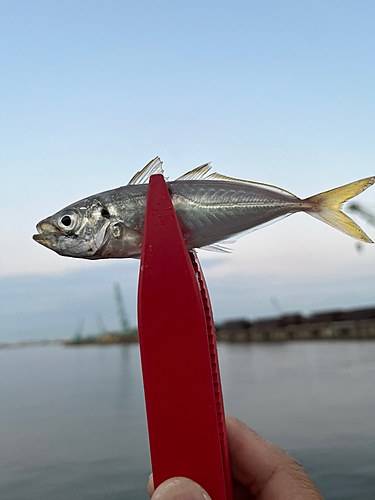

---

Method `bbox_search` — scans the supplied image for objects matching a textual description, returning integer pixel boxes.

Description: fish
[33,157,375,259]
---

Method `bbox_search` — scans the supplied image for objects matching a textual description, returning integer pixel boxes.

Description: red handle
[137,174,233,500]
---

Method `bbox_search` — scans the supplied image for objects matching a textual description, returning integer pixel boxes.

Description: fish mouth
[33,221,60,248]
[32,233,53,248]
[33,233,45,242]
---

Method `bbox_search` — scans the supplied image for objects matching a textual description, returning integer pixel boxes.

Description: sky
[1,0,375,341]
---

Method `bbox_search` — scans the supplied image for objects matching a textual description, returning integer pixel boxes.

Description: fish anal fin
[304,176,375,243]
[199,243,232,253]
[128,157,164,185]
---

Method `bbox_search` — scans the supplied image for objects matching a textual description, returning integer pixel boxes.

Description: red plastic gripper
[137,174,233,500]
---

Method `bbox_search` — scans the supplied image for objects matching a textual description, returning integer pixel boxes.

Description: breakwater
[216,318,375,342]
[215,307,375,342]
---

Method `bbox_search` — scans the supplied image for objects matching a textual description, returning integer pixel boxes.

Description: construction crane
[113,281,130,334]
[73,317,85,342]
[95,314,107,336]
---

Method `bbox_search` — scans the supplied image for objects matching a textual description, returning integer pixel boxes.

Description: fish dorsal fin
[206,172,297,198]
[177,165,297,198]
[176,163,212,181]
[128,157,164,185]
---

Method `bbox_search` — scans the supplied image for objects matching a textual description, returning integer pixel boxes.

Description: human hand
[147,414,324,499]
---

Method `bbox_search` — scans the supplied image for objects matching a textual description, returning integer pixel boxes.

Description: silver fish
[33,157,375,259]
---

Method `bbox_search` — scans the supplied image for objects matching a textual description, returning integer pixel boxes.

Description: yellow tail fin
[304,177,375,243]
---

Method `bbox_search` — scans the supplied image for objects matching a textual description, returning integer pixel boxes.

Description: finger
[152,477,212,500]
[226,415,324,500]
[147,473,154,498]
[232,478,256,500]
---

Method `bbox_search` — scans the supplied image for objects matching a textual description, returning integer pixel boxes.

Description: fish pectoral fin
[304,176,375,243]
[127,157,164,185]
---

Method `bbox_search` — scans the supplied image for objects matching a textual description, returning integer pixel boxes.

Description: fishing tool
[137,174,233,500]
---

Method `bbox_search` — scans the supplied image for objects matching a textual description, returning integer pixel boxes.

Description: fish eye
[61,215,72,226]
[58,211,79,232]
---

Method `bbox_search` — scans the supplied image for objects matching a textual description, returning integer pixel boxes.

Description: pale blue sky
[1,1,375,340]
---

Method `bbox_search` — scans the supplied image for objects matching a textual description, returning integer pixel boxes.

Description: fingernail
[152,477,211,500]
[147,473,155,498]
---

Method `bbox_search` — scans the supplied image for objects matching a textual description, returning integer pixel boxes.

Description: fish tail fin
[303,177,375,243]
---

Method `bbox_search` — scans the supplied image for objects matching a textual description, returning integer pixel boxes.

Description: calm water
[1,342,375,500]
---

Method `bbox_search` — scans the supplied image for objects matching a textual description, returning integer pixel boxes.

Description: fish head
[33,198,113,259]
[33,198,143,259]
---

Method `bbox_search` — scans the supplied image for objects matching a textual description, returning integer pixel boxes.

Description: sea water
[1,342,374,500]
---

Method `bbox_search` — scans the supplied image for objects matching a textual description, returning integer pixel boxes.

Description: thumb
[152,477,212,500]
